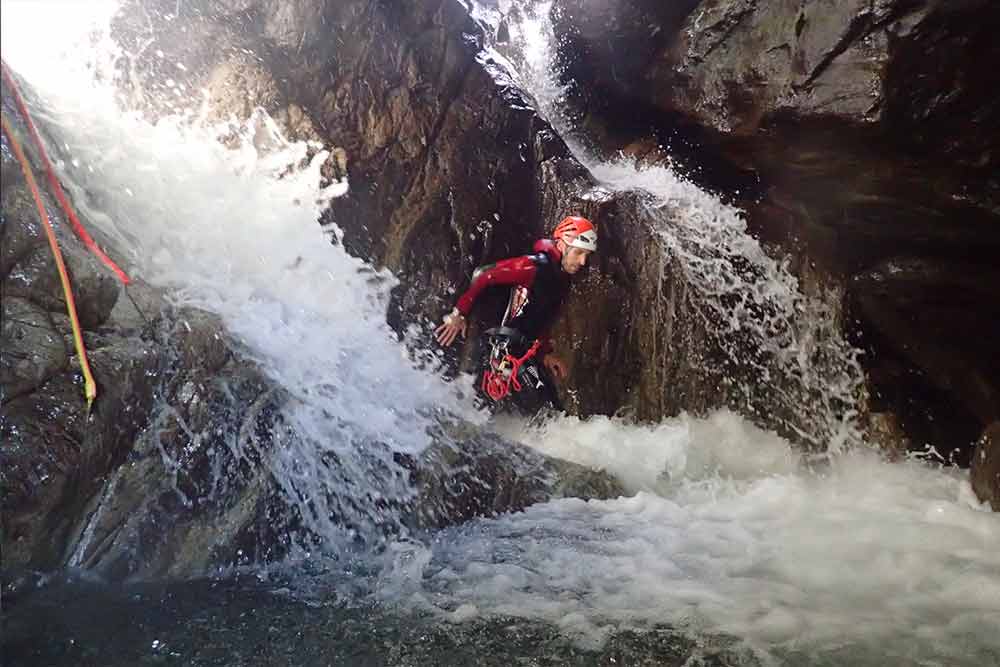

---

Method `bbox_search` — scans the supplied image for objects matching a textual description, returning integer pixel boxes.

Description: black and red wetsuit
[454,238,568,351]
[455,238,568,410]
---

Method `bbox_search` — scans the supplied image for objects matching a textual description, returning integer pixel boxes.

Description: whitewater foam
[382,411,1000,662]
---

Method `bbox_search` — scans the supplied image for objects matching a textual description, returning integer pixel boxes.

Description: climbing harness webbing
[2,58,131,284]
[2,112,98,409]
[482,338,543,402]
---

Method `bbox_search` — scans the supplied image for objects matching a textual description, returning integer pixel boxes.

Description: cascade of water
[1,0,483,552]
[4,5,999,664]
[471,0,866,451]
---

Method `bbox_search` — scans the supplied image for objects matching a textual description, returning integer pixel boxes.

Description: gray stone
[408,416,624,530]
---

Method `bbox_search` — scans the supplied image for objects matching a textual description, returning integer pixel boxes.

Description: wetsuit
[455,239,568,411]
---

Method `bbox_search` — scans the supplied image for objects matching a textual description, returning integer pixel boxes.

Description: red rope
[482,339,542,401]
[1,58,131,284]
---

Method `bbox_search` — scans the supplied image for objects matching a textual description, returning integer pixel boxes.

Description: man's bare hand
[435,309,467,347]
[543,354,568,381]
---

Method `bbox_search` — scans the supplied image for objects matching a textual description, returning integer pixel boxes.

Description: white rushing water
[1,0,483,546]
[4,2,999,665]
[418,3,999,663]
[390,412,1000,663]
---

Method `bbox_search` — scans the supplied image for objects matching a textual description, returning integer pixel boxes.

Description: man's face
[560,245,592,274]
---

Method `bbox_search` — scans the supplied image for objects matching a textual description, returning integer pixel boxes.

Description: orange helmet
[552,216,597,251]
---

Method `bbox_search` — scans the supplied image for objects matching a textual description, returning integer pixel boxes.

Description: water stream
[2,2,998,665]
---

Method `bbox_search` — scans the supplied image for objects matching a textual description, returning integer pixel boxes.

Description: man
[435,215,597,412]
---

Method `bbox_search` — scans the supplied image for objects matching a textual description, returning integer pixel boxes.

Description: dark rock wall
[547,0,1000,471]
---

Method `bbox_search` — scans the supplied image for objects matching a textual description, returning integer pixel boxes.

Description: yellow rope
[2,112,97,409]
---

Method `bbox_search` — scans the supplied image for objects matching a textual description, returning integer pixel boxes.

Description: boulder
[407,416,624,530]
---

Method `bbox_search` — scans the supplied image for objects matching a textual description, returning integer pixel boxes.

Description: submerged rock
[407,416,624,530]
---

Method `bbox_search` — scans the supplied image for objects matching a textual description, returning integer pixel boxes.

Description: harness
[481,327,543,402]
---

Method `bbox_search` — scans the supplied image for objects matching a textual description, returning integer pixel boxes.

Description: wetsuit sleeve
[454,256,538,315]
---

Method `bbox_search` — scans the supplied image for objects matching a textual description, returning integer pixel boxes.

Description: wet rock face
[849,257,1000,464]
[1,138,289,577]
[657,0,901,132]
[108,0,739,426]
[546,0,1000,461]
[880,1,1000,170]
[301,1,554,319]
[551,0,702,109]
[62,316,297,582]
[1,152,152,572]
[554,0,1000,163]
